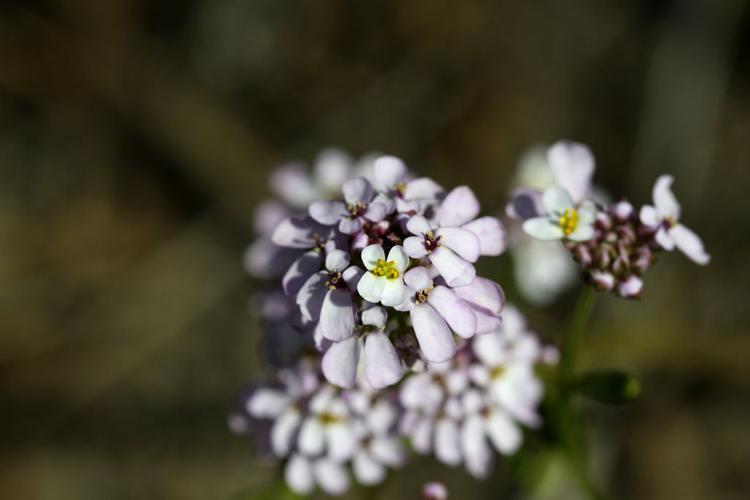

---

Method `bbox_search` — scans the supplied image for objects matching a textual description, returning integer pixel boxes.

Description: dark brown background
[1,1,749,498]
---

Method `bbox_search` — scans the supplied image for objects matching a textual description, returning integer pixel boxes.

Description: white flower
[401,266,478,363]
[357,244,410,307]
[639,175,710,265]
[522,186,597,242]
[295,250,362,341]
[309,177,391,235]
[403,185,506,287]
[321,306,404,390]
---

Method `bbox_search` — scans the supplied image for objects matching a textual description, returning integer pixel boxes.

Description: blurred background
[1,0,749,499]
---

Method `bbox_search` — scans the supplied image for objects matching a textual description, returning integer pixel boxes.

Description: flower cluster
[399,305,554,479]
[231,359,405,496]
[509,141,709,298]
[234,142,709,496]
[271,154,507,389]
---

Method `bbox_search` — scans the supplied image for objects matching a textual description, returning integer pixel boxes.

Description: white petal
[655,227,675,250]
[577,201,597,225]
[406,214,432,235]
[434,418,461,466]
[282,251,323,297]
[438,186,481,227]
[451,277,505,315]
[370,436,405,467]
[367,399,398,435]
[462,216,507,256]
[380,278,408,307]
[246,388,290,419]
[314,148,352,194]
[343,177,373,205]
[639,204,660,227]
[485,410,522,455]
[313,459,351,496]
[430,286,477,338]
[318,289,355,341]
[436,227,480,263]
[404,177,444,201]
[361,305,388,328]
[403,236,428,258]
[387,245,410,272]
[322,337,360,389]
[357,272,385,303]
[410,303,456,363]
[567,223,595,242]
[338,216,363,235]
[429,246,476,287]
[298,417,325,456]
[471,308,503,334]
[326,423,356,462]
[523,217,564,240]
[342,265,364,290]
[670,224,710,264]
[296,272,328,323]
[653,174,681,219]
[547,141,595,204]
[361,244,385,271]
[364,332,404,388]
[373,155,407,191]
[309,200,348,225]
[271,408,301,457]
[471,330,506,366]
[410,417,434,454]
[325,249,350,272]
[285,454,315,495]
[364,202,388,222]
[271,217,322,248]
[542,185,574,214]
[353,451,385,485]
[462,414,494,479]
[404,266,433,291]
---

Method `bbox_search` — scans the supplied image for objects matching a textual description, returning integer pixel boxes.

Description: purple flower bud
[590,270,615,290]
[422,482,448,500]
[617,275,643,299]
[612,200,634,222]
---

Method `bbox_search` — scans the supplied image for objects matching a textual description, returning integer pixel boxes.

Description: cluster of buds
[509,141,709,299]
[563,200,659,298]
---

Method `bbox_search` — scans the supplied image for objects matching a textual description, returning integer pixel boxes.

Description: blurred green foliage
[1,1,749,499]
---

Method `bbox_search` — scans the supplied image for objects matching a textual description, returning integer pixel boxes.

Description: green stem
[560,287,596,386]
[556,287,604,500]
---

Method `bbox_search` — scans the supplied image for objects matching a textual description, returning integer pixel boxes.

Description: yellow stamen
[490,365,505,379]
[557,208,579,236]
[317,412,342,425]
[372,258,400,279]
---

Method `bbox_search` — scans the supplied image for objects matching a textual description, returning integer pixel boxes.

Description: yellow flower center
[490,365,505,380]
[372,258,400,279]
[317,412,342,425]
[557,208,579,236]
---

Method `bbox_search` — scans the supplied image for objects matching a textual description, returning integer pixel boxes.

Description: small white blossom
[639,175,710,265]
[522,186,597,242]
[357,244,410,307]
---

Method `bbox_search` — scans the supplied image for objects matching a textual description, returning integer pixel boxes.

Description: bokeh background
[1,1,749,499]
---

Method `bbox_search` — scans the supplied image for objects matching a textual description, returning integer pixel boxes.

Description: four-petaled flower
[522,186,596,242]
[639,175,710,265]
[357,244,410,307]
[309,177,391,234]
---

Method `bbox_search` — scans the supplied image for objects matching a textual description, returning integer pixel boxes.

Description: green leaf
[573,369,641,406]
